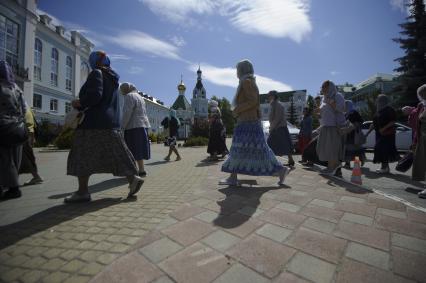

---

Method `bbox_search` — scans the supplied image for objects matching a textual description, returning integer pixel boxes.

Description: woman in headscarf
[343,100,365,168]
[0,60,26,199]
[366,94,399,173]
[65,51,143,203]
[316,80,346,175]
[120,82,151,177]
[411,84,426,198]
[267,90,295,166]
[221,60,289,186]
[207,104,228,160]
[161,109,181,161]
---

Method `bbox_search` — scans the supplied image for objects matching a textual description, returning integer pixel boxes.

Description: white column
[73,54,81,97]
[22,0,37,106]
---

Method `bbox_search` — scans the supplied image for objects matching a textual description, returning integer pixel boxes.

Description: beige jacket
[233,79,260,122]
[269,100,287,131]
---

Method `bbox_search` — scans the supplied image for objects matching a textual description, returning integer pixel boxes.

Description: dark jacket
[78,68,120,129]
[161,117,179,137]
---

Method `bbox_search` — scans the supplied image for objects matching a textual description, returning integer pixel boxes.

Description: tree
[211,96,236,135]
[306,95,315,111]
[287,94,297,125]
[306,95,320,129]
[393,0,426,106]
[359,89,381,121]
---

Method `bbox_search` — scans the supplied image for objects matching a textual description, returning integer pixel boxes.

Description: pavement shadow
[213,185,286,229]
[146,160,170,166]
[320,174,371,195]
[48,178,128,199]
[360,167,422,187]
[195,158,223,167]
[0,198,122,250]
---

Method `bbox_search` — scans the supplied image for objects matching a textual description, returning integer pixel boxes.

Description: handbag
[395,152,413,172]
[337,121,355,136]
[64,108,85,129]
[0,91,28,147]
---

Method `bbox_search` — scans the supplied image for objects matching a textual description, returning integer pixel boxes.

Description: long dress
[207,118,228,156]
[412,113,426,181]
[373,106,400,164]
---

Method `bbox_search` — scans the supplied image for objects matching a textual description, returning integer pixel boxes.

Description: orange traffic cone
[351,156,362,185]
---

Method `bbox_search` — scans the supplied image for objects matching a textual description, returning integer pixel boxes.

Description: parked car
[261,120,300,151]
[361,121,412,151]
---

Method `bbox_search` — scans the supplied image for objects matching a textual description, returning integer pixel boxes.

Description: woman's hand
[72,99,81,109]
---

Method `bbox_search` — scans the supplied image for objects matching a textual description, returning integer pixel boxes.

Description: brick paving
[1,145,426,282]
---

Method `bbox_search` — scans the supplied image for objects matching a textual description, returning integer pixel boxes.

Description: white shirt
[121,91,151,130]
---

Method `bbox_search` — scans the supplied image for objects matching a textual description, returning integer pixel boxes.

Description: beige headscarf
[232,59,258,108]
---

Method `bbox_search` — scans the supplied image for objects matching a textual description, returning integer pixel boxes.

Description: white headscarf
[232,59,257,109]
[417,84,426,105]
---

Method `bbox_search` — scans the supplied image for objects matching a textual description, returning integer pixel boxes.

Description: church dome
[177,80,186,91]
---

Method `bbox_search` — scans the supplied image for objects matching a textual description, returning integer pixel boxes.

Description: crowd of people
[1,54,426,201]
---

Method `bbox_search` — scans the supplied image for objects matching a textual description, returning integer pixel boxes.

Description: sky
[38,0,410,106]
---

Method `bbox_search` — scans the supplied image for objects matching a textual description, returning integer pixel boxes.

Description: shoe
[219,177,239,186]
[278,167,290,185]
[288,160,295,167]
[64,192,91,203]
[24,177,44,186]
[2,188,22,199]
[176,156,182,161]
[298,160,307,165]
[375,167,390,174]
[128,176,144,198]
[419,189,426,199]
[138,171,147,177]
[164,156,171,161]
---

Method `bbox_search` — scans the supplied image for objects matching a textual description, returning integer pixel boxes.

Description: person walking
[162,109,182,161]
[0,61,27,199]
[267,90,295,167]
[20,105,43,185]
[316,80,346,175]
[366,94,399,174]
[65,51,143,203]
[120,82,151,177]
[343,100,365,168]
[412,84,426,198]
[207,109,228,160]
[221,59,289,186]
[298,107,313,164]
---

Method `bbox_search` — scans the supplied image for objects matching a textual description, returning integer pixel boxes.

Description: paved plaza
[1,144,426,283]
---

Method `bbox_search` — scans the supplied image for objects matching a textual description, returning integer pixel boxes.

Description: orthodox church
[171,66,209,138]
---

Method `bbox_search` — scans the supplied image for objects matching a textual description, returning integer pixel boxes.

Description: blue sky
[38,0,409,106]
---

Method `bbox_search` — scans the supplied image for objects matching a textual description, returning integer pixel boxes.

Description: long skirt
[67,129,137,177]
[316,126,344,162]
[222,120,283,176]
[124,127,151,160]
[0,144,22,188]
[373,132,399,164]
[267,126,294,156]
[19,140,38,174]
[207,134,228,156]
[412,130,426,181]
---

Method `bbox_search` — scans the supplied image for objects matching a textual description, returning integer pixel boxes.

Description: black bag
[395,152,413,172]
[0,90,29,147]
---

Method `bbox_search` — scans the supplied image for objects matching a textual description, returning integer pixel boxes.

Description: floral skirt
[67,129,137,177]
[222,121,283,176]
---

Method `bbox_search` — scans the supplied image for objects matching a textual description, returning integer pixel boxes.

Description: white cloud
[170,35,186,47]
[188,63,292,93]
[109,54,131,61]
[390,0,410,15]
[330,71,339,76]
[128,66,144,74]
[108,30,181,60]
[140,0,312,42]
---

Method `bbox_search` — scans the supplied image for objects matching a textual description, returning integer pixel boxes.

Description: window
[0,14,19,69]
[50,99,58,112]
[80,61,89,87]
[33,93,42,109]
[50,48,58,86]
[65,56,72,91]
[34,38,42,80]
[65,102,71,113]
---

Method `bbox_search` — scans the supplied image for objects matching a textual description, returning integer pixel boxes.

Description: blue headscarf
[89,51,111,70]
[345,100,354,113]
[170,109,181,126]
[0,60,15,87]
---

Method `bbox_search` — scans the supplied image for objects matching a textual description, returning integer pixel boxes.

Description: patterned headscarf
[89,51,111,70]
[0,60,15,87]
[376,94,389,112]
[120,82,137,95]
[233,59,258,108]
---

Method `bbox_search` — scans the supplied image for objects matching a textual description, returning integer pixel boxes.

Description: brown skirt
[67,129,137,177]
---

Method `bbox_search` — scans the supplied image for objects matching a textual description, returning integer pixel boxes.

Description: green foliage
[307,95,315,111]
[211,96,236,135]
[34,119,62,147]
[156,132,166,143]
[191,119,210,138]
[148,132,157,143]
[54,128,74,149]
[306,95,320,129]
[287,95,297,125]
[359,89,381,121]
[183,136,209,147]
[393,0,426,106]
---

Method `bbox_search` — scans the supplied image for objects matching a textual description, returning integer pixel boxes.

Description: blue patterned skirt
[222,121,283,176]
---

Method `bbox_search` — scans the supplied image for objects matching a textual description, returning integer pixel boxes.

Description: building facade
[171,79,193,139]
[1,0,93,124]
[259,90,307,125]
[191,66,208,121]
[138,92,169,135]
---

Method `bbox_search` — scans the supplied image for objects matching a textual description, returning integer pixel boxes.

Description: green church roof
[172,95,192,110]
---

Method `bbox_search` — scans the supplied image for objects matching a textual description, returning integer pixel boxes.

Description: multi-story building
[259,90,307,125]
[138,92,169,134]
[1,0,93,124]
